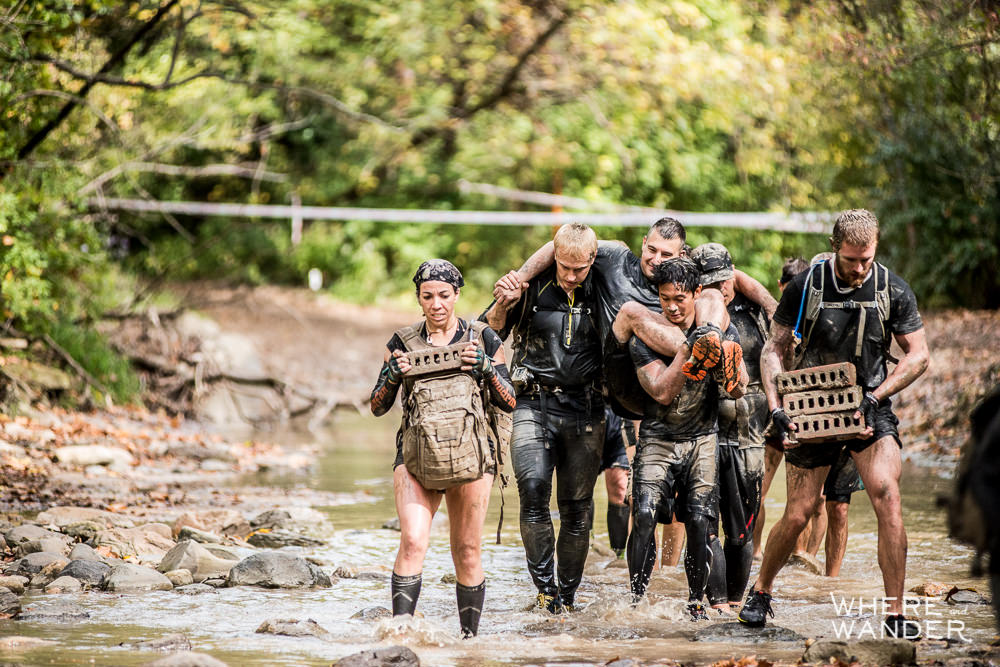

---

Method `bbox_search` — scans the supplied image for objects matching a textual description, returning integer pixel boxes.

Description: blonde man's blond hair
[553,222,597,261]
[831,209,879,250]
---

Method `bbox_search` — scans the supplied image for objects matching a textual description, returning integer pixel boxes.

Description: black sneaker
[535,592,563,614]
[884,614,921,640]
[687,601,709,621]
[738,589,774,627]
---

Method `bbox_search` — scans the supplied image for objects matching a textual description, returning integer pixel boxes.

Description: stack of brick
[776,362,866,441]
[405,342,468,377]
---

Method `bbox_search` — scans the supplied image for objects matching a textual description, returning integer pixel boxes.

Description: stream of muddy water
[3,410,995,666]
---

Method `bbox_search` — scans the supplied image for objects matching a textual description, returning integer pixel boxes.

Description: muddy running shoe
[687,601,709,621]
[714,340,743,394]
[682,325,723,381]
[738,589,774,628]
[884,614,921,640]
[535,592,563,614]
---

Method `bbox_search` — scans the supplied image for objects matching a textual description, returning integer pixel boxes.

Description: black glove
[386,356,404,384]
[771,408,795,442]
[859,392,880,428]
[469,347,494,378]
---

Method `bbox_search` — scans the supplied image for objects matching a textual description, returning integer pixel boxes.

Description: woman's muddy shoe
[884,614,921,640]
[738,589,774,627]
[682,325,723,381]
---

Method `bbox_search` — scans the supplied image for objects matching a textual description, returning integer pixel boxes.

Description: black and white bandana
[412,259,464,291]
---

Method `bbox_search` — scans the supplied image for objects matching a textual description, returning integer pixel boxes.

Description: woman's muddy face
[417,280,459,326]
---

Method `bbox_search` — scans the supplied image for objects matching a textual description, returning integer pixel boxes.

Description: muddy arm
[735,269,778,319]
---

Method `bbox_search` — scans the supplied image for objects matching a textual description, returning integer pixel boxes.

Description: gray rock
[69,543,106,562]
[5,524,64,546]
[202,578,227,588]
[0,575,28,595]
[158,540,235,583]
[247,530,324,549]
[605,661,640,667]
[7,551,68,576]
[95,524,176,562]
[54,444,134,469]
[127,633,192,652]
[60,559,111,586]
[45,575,82,593]
[63,521,102,541]
[144,651,229,666]
[15,599,90,622]
[333,565,389,581]
[226,552,332,589]
[255,617,332,639]
[693,621,804,643]
[946,588,990,605]
[440,573,457,584]
[250,509,292,531]
[165,569,194,587]
[381,517,401,531]
[350,606,392,620]
[177,526,221,544]
[803,638,916,665]
[17,537,70,556]
[332,646,420,667]
[173,583,218,595]
[36,506,135,529]
[103,562,173,592]
[0,587,21,617]
[203,546,242,561]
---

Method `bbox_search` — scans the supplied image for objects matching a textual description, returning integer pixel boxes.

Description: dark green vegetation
[1,1,998,398]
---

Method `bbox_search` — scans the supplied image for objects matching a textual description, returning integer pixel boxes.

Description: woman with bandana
[369,259,516,638]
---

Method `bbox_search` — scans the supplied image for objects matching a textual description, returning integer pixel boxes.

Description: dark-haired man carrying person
[482,222,606,614]
[625,257,747,619]
[739,210,929,639]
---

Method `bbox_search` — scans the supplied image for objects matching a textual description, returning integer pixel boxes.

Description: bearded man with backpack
[738,209,930,639]
[369,259,516,638]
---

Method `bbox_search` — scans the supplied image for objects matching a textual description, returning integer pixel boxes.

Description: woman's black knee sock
[456,579,486,637]
[391,572,422,616]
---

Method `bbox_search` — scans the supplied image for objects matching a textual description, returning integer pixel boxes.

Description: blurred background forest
[1,0,999,401]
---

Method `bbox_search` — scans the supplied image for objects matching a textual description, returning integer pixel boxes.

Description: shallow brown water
[2,409,994,665]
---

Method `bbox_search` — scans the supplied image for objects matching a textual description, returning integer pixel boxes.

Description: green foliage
[47,322,142,405]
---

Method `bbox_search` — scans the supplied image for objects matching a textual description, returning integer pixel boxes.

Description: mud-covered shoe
[535,592,563,614]
[682,325,723,381]
[714,340,744,394]
[884,614,921,640]
[738,589,774,628]
[687,601,709,621]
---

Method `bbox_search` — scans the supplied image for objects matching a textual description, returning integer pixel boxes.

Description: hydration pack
[792,259,893,368]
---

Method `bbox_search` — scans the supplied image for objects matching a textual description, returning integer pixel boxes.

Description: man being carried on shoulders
[738,209,929,639]
[495,218,775,419]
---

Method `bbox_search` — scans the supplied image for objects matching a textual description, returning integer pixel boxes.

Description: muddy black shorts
[600,410,631,473]
[633,433,717,522]
[823,448,863,503]
[784,400,900,470]
[714,442,764,545]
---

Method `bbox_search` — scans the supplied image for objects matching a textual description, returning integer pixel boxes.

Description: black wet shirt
[494,266,603,390]
[728,293,769,386]
[590,242,661,348]
[773,261,923,389]
[629,323,739,441]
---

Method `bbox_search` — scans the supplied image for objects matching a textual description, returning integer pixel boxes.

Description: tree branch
[30,54,224,91]
[79,161,287,194]
[12,0,181,166]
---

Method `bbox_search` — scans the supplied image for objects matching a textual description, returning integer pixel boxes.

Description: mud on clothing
[588,242,663,418]
[493,265,603,390]
[823,448,864,504]
[385,319,505,473]
[601,409,631,472]
[773,260,921,465]
[492,266,606,605]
